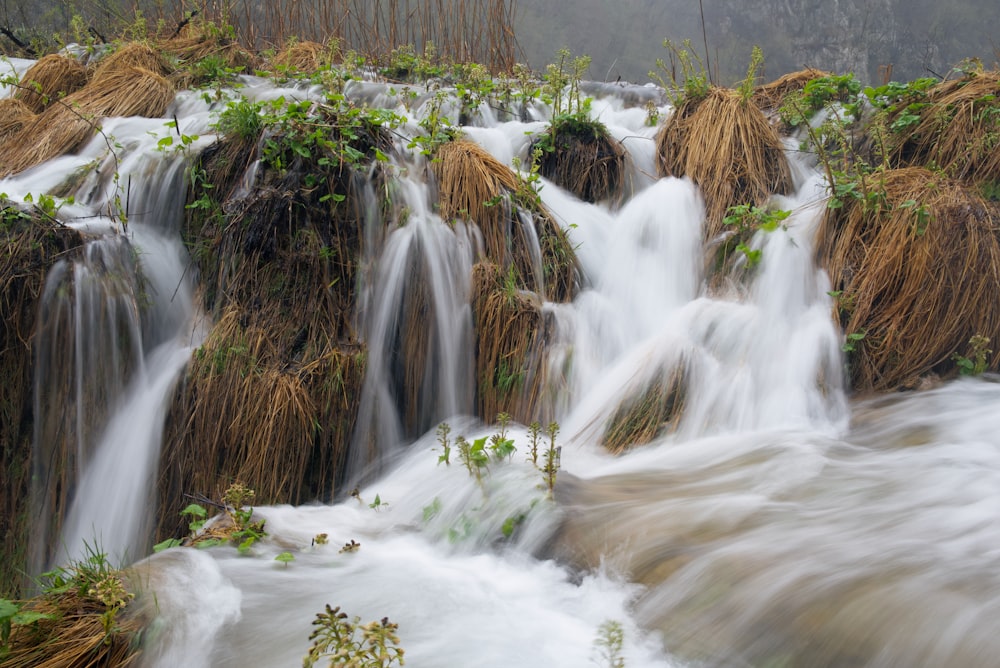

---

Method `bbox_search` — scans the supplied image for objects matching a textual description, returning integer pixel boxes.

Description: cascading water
[11,104,213,569]
[7,61,1000,668]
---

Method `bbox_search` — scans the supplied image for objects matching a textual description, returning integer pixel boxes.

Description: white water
[9,68,1000,667]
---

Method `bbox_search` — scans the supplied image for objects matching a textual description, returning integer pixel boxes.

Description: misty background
[3,0,998,84]
[514,0,1000,84]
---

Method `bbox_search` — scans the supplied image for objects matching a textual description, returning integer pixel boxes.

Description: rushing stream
[6,60,1000,667]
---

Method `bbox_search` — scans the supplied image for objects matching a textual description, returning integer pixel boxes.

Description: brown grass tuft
[0,98,33,141]
[157,138,370,540]
[883,70,1000,183]
[602,364,686,454]
[656,87,793,240]
[1,588,141,668]
[14,54,89,114]
[534,118,627,204]
[472,262,549,423]
[753,68,831,112]
[92,42,172,83]
[0,66,174,178]
[434,139,580,302]
[271,40,336,74]
[817,167,1000,392]
[161,22,256,74]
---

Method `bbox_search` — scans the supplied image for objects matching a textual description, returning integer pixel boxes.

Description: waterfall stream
[6,66,1000,668]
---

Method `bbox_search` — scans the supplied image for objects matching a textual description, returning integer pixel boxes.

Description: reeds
[752,68,830,112]
[13,54,89,113]
[92,42,172,82]
[817,167,1000,391]
[656,87,792,240]
[270,40,337,74]
[157,132,371,539]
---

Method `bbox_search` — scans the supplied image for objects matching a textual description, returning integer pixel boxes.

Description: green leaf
[180,503,208,518]
[153,538,182,553]
[274,551,295,566]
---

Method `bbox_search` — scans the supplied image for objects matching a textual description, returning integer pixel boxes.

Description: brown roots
[656,87,792,240]
[817,167,1000,392]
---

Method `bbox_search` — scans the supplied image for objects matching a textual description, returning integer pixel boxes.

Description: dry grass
[472,262,548,424]
[13,54,89,114]
[157,136,371,539]
[883,70,1000,183]
[0,98,33,141]
[1,589,140,668]
[434,139,580,303]
[0,66,174,178]
[534,117,627,204]
[753,68,830,112]
[160,22,257,74]
[656,87,792,240]
[602,364,686,454]
[271,40,336,74]
[91,42,172,83]
[817,167,1000,392]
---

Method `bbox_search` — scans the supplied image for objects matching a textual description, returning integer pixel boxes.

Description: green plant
[489,413,516,461]
[303,605,405,668]
[842,330,867,353]
[592,620,626,668]
[737,46,765,102]
[952,335,992,375]
[526,421,542,466]
[436,422,452,465]
[369,494,388,511]
[274,551,296,567]
[541,422,561,498]
[649,39,710,106]
[543,48,591,118]
[215,97,264,140]
[721,204,790,269]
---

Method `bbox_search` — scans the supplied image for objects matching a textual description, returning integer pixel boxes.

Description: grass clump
[0,548,141,668]
[817,167,1000,391]
[656,86,792,241]
[13,54,89,114]
[602,364,686,454]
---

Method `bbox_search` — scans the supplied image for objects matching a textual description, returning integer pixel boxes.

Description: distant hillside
[514,0,1000,84]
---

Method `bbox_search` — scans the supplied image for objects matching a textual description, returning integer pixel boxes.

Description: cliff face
[515,0,996,84]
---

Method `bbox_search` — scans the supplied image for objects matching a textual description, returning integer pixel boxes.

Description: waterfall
[14,107,213,569]
[6,65,1000,668]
